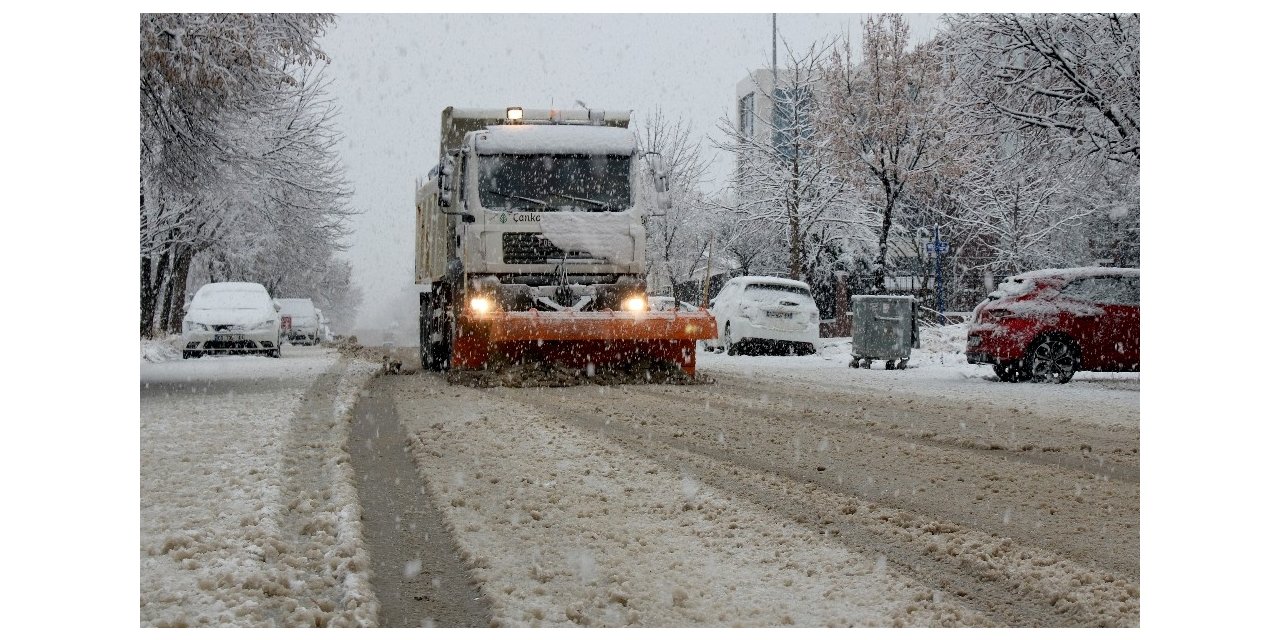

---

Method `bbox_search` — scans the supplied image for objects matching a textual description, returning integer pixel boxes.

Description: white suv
[707,276,821,356]
[182,282,282,358]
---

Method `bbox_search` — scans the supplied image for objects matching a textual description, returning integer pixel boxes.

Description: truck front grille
[502,233,593,264]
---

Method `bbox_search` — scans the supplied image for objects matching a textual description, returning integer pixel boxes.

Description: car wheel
[269,348,281,358]
[885,359,896,370]
[724,323,738,356]
[1024,336,1079,383]
[897,358,909,369]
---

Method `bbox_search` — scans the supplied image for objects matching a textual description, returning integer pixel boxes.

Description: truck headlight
[623,296,647,312]
[469,297,494,314]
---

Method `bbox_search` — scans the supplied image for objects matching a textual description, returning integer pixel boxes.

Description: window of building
[738,93,755,138]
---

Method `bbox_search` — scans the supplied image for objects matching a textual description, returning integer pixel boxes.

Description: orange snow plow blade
[453,310,718,376]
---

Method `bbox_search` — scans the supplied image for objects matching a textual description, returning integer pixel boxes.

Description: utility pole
[928,224,948,324]
[702,233,716,307]
[772,13,777,87]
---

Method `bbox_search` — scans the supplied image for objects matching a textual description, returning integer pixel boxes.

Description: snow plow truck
[415,106,717,376]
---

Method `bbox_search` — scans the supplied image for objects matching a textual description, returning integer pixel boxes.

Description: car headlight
[249,319,276,330]
[186,322,209,332]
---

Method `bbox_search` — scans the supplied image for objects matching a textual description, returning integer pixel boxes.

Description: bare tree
[637,108,713,302]
[941,13,1140,167]
[139,13,356,336]
[715,38,860,283]
[817,15,952,294]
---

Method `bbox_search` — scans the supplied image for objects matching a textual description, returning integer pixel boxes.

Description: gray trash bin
[847,295,919,369]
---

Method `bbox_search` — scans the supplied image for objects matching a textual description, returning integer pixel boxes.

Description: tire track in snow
[348,375,493,627]
[507,385,1139,627]
[703,372,1140,477]
[394,375,990,627]
[626,380,1139,483]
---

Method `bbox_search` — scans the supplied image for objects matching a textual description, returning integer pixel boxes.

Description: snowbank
[140,348,380,627]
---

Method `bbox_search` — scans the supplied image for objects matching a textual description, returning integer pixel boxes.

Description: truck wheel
[421,289,454,371]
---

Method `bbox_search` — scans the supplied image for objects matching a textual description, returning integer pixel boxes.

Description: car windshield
[193,290,268,310]
[743,283,811,303]
[477,154,631,212]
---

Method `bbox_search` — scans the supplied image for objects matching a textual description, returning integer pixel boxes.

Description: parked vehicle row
[650,265,1140,385]
[181,282,332,359]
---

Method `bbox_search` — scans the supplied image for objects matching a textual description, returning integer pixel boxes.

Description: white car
[182,282,282,358]
[276,298,320,345]
[707,276,821,356]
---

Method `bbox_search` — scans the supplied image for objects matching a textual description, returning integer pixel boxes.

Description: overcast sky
[317,13,941,333]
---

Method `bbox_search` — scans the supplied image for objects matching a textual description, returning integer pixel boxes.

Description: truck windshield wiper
[484,189,546,207]
[552,192,608,208]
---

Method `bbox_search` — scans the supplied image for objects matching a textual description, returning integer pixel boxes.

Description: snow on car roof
[275,298,316,311]
[1005,266,1139,282]
[988,267,1139,300]
[474,124,637,155]
[196,281,268,293]
[729,275,812,289]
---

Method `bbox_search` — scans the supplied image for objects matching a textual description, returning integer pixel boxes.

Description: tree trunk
[788,154,802,280]
[140,255,157,338]
[872,182,897,294]
[166,248,194,334]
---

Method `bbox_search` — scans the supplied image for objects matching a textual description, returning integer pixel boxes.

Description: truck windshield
[477,154,631,212]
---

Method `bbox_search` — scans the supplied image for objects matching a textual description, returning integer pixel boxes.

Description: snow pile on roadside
[141,336,183,362]
[919,323,969,354]
[140,350,380,627]
[402,381,986,627]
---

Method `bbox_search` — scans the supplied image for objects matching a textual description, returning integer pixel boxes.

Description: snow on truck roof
[473,124,637,156]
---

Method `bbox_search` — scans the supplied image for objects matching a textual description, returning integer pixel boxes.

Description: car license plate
[766,311,793,319]
[214,334,244,342]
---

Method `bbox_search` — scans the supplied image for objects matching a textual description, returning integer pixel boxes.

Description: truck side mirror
[644,152,672,211]
[437,158,455,207]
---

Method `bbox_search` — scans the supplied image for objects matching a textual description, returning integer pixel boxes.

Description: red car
[966,267,1139,383]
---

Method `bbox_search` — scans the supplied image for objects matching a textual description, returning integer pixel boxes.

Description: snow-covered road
[383,334,1139,627]
[139,330,1139,627]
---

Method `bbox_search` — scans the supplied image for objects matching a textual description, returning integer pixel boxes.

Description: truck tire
[421,288,454,371]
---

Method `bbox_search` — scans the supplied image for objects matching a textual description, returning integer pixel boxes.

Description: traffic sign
[926,241,949,254]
